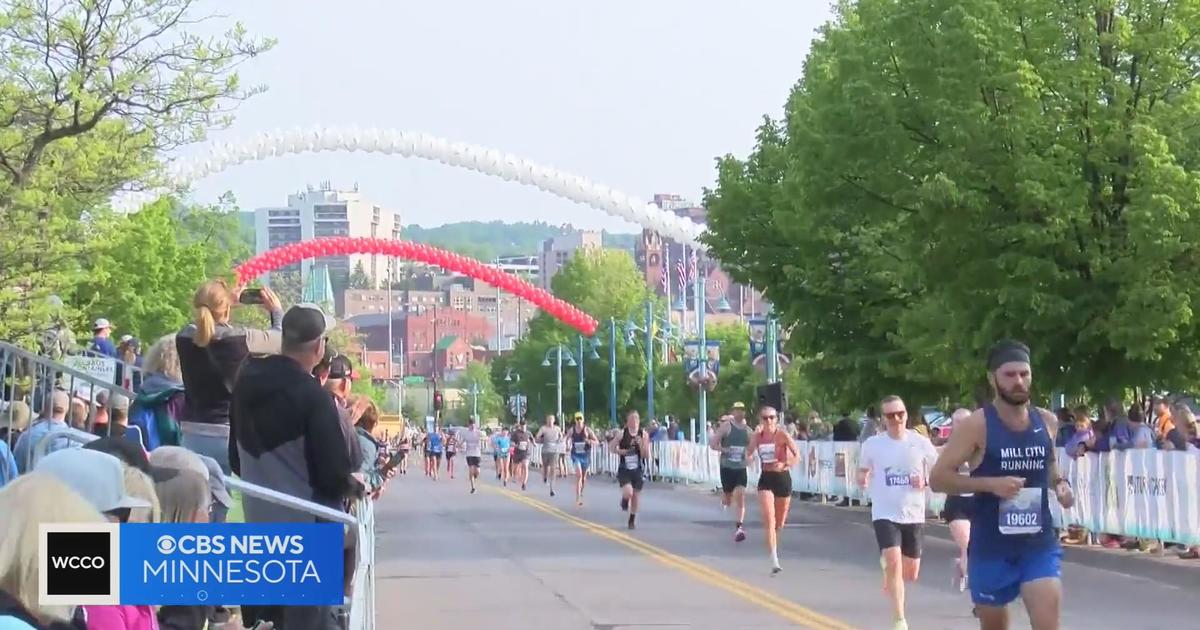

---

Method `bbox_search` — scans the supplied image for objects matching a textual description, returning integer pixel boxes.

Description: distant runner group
[405,338,1071,630]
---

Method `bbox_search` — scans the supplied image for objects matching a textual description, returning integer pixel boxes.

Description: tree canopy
[495,248,651,424]
[0,0,271,346]
[449,361,504,423]
[704,0,1200,407]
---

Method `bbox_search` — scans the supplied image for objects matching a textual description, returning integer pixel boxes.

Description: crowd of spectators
[0,279,395,630]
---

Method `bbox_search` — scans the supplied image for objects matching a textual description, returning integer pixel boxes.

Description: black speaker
[756,382,786,412]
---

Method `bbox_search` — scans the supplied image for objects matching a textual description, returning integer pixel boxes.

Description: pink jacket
[81,606,158,630]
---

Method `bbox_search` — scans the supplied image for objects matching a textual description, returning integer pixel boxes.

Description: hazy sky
[183,0,833,232]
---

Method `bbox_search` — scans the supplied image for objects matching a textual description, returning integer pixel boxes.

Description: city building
[345,307,493,380]
[538,230,602,290]
[635,194,768,326]
[254,182,401,291]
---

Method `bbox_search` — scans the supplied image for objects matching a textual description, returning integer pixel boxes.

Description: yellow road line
[488,485,858,630]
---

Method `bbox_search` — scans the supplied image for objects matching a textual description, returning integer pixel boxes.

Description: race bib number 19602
[726,446,745,463]
[624,454,640,470]
[999,487,1043,535]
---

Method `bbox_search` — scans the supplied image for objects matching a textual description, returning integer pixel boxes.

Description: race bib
[574,442,586,454]
[726,446,745,463]
[518,441,529,451]
[999,487,1043,535]
[758,443,777,465]
[624,453,640,470]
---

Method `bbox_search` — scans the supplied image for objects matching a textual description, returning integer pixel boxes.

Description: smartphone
[238,288,264,305]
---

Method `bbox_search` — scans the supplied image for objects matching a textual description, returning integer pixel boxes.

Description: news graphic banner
[41,523,344,607]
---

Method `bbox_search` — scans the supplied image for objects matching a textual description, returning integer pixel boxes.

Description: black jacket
[230,355,358,521]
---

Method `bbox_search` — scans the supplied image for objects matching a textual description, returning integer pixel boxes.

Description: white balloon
[155,126,710,249]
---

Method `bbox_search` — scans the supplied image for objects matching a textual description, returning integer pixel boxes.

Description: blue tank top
[496,436,511,453]
[969,404,1057,557]
[429,433,443,453]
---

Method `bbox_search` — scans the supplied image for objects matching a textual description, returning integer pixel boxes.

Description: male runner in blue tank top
[931,340,1075,630]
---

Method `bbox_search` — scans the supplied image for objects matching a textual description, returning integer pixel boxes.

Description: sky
[183,0,834,232]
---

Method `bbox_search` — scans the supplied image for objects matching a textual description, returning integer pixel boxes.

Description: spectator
[906,410,931,439]
[0,433,15,488]
[84,436,151,473]
[12,391,73,473]
[130,334,186,450]
[1055,407,1076,447]
[1065,406,1095,457]
[324,355,366,471]
[857,406,880,442]
[0,474,104,629]
[833,413,860,441]
[89,317,118,358]
[666,419,684,441]
[67,397,88,431]
[34,449,151,522]
[176,279,283,474]
[1,400,30,445]
[123,465,161,524]
[150,446,233,524]
[230,303,358,630]
[1161,402,1191,451]
[1107,400,1135,450]
[354,398,386,493]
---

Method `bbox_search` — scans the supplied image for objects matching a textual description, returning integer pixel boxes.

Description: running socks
[770,548,781,574]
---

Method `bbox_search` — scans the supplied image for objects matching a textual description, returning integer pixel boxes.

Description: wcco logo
[39,523,121,606]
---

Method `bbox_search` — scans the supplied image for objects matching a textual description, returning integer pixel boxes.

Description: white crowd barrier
[522,438,1200,546]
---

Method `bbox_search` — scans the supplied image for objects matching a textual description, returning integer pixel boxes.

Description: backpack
[129,387,184,450]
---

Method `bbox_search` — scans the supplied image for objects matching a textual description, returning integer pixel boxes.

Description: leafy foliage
[0,0,271,346]
[656,322,760,425]
[348,261,372,290]
[448,361,504,423]
[496,248,650,424]
[71,198,249,342]
[704,0,1200,406]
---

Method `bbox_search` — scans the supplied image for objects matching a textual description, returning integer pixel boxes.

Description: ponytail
[194,305,216,348]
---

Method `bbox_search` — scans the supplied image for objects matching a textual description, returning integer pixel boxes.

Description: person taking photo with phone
[176,280,284,475]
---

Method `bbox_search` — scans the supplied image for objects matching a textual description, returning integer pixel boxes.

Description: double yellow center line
[489,486,858,630]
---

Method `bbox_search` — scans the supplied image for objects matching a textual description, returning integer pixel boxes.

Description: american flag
[659,260,669,292]
[688,250,698,283]
[676,259,687,294]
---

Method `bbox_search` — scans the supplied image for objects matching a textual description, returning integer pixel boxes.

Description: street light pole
[766,304,779,384]
[696,261,709,437]
[608,317,617,427]
[577,335,586,418]
[556,345,564,421]
[470,381,479,420]
[644,299,655,420]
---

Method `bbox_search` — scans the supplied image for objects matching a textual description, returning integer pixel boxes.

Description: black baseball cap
[282,303,335,345]
[328,355,354,380]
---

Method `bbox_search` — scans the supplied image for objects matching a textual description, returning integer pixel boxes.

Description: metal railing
[5,341,376,629]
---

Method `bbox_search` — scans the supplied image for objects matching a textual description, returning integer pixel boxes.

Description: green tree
[448,361,504,423]
[348,261,373,290]
[0,0,272,346]
[71,198,249,342]
[503,249,650,424]
[705,0,1200,405]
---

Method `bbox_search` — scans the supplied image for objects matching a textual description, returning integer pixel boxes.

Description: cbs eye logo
[39,523,121,606]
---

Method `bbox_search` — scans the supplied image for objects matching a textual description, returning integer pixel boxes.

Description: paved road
[373,464,1197,629]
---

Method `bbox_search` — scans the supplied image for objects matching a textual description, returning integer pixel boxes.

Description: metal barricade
[8,342,376,630]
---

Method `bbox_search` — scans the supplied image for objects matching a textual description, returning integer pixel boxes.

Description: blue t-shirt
[495,436,511,454]
[90,335,117,358]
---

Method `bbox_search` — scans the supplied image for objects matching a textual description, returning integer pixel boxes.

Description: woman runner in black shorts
[748,405,799,574]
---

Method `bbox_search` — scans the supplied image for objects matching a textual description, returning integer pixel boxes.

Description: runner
[491,428,503,478]
[611,409,650,530]
[461,417,484,494]
[494,427,512,486]
[427,425,444,481]
[445,427,459,479]
[942,407,977,598]
[510,419,533,491]
[747,405,798,574]
[857,395,939,630]
[557,430,569,481]
[536,414,564,496]
[567,412,599,507]
[397,429,411,475]
[931,339,1075,630]
[710,403,751,542]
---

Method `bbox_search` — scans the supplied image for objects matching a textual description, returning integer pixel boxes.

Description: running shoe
[770,565,782,576]
[954,559,967,592]
[734,527,746,543]
[892,620,908,630]
[550,489,556,497]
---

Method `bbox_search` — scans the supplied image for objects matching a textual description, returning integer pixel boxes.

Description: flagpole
[661,243,671,364]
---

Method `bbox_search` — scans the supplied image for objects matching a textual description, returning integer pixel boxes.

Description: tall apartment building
[255,182,401,290]
[538,231,602,290]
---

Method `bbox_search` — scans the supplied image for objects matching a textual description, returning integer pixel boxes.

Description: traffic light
[433,390,443,412]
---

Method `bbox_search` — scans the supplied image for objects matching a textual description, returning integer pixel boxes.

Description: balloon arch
[151,126,709,250]
[236,237,598,336]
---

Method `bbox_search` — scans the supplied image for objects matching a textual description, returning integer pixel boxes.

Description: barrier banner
[565,437,1200,545]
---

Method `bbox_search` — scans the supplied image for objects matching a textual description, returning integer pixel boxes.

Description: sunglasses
[884,411,907,420]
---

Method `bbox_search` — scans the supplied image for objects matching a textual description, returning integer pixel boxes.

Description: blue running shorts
[969,547,1062,607]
